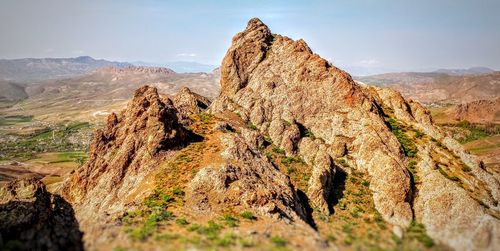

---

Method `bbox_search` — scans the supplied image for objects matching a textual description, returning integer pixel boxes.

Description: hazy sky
[1,0,499,72]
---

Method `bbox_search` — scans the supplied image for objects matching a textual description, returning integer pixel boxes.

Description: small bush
[337,158,349,167]
[247,122,257,130]
[438,167,460,182]
[414,129,423,139]
[281,156,305,165]
[216,233,237,247]
[270,236,287,247]
[175,218,189,226]
[240,211,255,220]
[197,113,212,123]
[172,187,185,196]
[222,214,239,227]
[407,221,434,247]
[272,147,285,155]
[461,164,472,172]
[303,129,316,139]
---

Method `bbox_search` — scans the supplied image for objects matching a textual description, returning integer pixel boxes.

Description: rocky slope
[42,18,500,250]
[210,18,500,250]
[0,178,83,250]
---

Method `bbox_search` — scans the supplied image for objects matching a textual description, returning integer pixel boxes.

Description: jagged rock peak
[63,85,189,204]
[172,87,211,124]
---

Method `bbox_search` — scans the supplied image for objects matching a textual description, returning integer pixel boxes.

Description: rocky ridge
[210,18,500,250]
[26,18,499,250]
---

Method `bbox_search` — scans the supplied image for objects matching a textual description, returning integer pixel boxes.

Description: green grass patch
[0,115,33,126]
[386,118,418,157]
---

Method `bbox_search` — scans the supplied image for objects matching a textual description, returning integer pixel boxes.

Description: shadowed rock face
[0,178,83,251]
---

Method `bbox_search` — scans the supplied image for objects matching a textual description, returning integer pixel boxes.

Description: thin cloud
[359,59,381,66]
[176,53,197,57]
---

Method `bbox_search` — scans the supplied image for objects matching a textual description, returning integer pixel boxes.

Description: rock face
[0,178,83,251]
[210,18,413,228]
[186,132,308,222]
[171,86,211,124]
[61,85,191,246]
[210,18,500,249]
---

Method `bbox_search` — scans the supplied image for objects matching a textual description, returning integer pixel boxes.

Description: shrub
[270,236,287,247]
[197,113,212,123]
[172,187,185,196]
[337,158,349,167]
[175,218,189,226]
[272,147,285,155]
[247,122,257,130]
[222,214,239,227]
[303,129,316,139]
[240,211,255,220]
[216,233,237,247]
[281,156,305,165]
[461,164,472,172]
[414,129,423,139]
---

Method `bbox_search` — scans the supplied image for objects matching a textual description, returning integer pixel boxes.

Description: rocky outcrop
[210,18,413,227]
[451,98,500,124]
[415,146,500,251]
[186,132,307,222]
[209,18,500,249]
[370,85,500,250]
[171,86,211,124]
[0,178,83,251]
[60,85,191,247]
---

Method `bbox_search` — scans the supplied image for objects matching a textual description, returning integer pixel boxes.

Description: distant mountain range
[434,67,495,75]
[0,56,218,82]
[132,61,218,73]
[0,56,131,82]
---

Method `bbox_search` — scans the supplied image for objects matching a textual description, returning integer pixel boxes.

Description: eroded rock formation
[209,18,500,249]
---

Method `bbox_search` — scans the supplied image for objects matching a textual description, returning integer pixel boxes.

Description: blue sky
[1,0,499,74]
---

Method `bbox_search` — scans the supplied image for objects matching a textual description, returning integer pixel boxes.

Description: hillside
[0,66,220,122]
[0,81,28,104]
[356,71,500,105]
